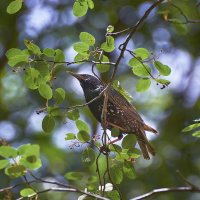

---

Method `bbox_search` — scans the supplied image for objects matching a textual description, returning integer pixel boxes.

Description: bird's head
[67,71,104,94]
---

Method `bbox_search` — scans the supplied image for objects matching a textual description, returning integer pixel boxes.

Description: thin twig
[96,151,103,194]
[176,170,199,189]
[168,3,200,24]
[107,27,131,36]
[0,180,40,193]
[32,58,116,66]
[0,172,109,200]
[67,85,109,110]
[109,0,165,84]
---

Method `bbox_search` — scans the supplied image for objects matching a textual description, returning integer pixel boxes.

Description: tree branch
[0,172,110,200]
[16,186,110,200]
[130,186,200,200]
[109,0,165,83]
[168,3,200,24]
[32,58,116,66]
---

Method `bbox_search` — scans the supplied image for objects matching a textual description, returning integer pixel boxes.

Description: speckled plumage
[69,72,158,159]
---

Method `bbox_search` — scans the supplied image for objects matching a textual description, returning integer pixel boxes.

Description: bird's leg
[108,134,123,145]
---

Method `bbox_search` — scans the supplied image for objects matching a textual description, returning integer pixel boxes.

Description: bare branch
[0,172,109,200]
[176,170,199,189]
[107,27,131,36]
[109,0,165,83]
[32,58,116,66]
[66,85,109,110]
[130,187,200,200]
[16,187,110,200]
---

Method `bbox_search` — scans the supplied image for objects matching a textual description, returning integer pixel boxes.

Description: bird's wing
[108,88,144,123]
[101,88,144,133]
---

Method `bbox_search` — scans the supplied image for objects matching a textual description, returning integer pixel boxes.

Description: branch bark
[130,186,200,200]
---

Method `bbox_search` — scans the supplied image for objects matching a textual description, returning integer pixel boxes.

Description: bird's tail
[136,130,155,160]
[144,124,158,134]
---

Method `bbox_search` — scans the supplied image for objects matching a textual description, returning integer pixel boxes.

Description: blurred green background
[0,0,200,199]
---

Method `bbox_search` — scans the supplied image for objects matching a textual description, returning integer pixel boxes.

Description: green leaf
[6,48,29,67]
[34,62,50,79]
[0,159,10,169]
[54,49,65,62]
[192,131,200,137]
[43,48,55,57]
[20,188,36,197]
[42,115,55,132]
[156,79,170,86]
[168,18,188,35]
[24,68,40,89]
[18,144,40,168]
[64,171,84,181]
[110,144,122,154]
[112,80,133,102]
[110,164,123,184]
[128,57,143,68]
[111,128,121,137]
[168,18,183,23]
[107,25,114,33]
[134,48,150,59]
[7,0,22,14]
[19,145,42,170]
[96,55,110,73]
[5,165,26,178]
[17,144,31,155]
[47,106,62,117]
[73,1,88,17]
[21,144,40,157]
[82,147,95,166]
[88,176,98,184]
[38,83,53,99]
[87,0,94,9]
[127,147,141,158]
[107,190,120,200]
[77,131,90,142]
[24,40,41,55]
[54,88,65,104]
[182,123,200,132]
[76,120,90,133]
[74,53,89,62]
[154,61,171,76]
[73,42,90,53]
[67,109,80,121]
[115,149,130,161]
[123,161,136,179]
[20,156,41,170]
[101,36,115,52]
[0,146,18,158]
[80,32,95,46]
[122,135,137,149]
[136,78,151,92]
[65,133,77,140]
[173,22,188,35]
[132,64,151,77]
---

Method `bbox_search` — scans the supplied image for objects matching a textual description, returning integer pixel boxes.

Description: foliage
[1,0,200,199]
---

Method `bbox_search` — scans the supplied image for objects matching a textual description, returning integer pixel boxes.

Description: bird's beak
[67,71,83,81]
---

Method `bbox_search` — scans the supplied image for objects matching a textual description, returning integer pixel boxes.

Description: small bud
[107,25,114,33]
[99,183,113,192]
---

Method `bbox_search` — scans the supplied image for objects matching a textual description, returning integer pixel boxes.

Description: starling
[68,72,158,159]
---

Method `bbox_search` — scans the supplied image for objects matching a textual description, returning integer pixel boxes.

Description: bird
[68,71,158,159]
